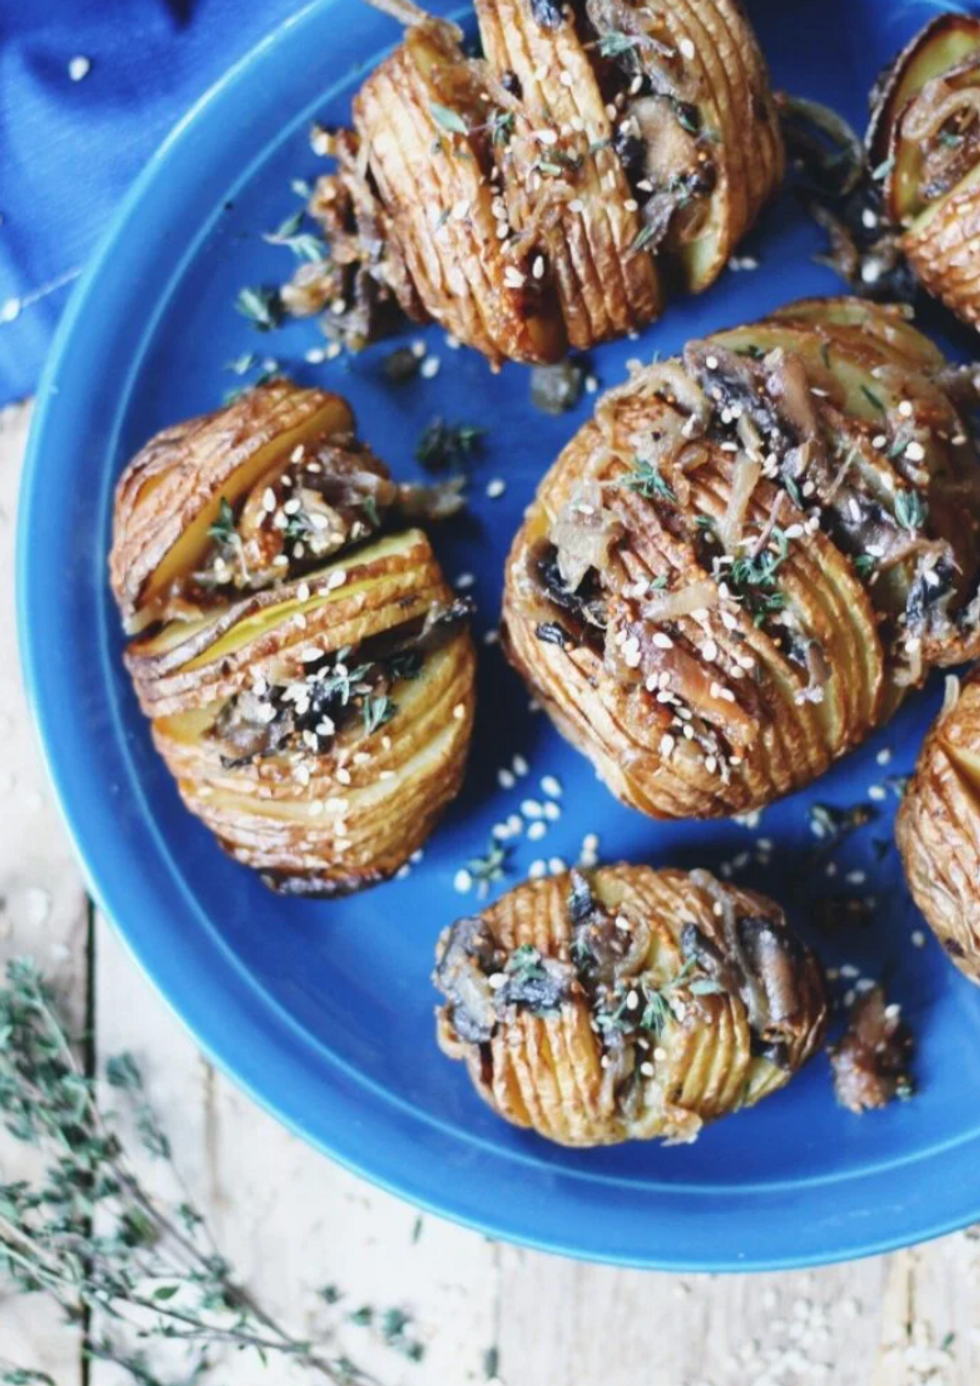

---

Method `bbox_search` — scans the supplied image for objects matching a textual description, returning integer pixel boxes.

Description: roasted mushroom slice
[434,864,827,1146]
[502,297,980,818]
[109,381,475,894]
[281,0,783,366]
[897,670,980,983]
[868,14,980,329]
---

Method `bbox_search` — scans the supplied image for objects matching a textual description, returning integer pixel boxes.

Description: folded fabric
[0,0,306,405]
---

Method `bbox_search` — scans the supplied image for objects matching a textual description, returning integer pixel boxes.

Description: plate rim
[16,0,980,1271]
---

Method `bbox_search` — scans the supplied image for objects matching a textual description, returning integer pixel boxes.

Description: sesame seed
[420,355,441,379]
[512,754,529,776]
[453,702,466,720]
[876,748,892,766]
[486,478,506,499]
[326,569,347,590]
[68,55,91,81]
[541,774,562,798]
[548,857,566,874]
[529,859,547,878]
[454,869,473,893]
[543,801,561,821]
[912,930,926,947]
[652,632,674,649]
[521,799,543,819]
[868,784,886,801]
[498,768,515,790]
[679,37,696,59]
[527,821,547,841]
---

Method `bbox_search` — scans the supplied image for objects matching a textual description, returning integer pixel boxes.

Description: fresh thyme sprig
[0,959,394,1386]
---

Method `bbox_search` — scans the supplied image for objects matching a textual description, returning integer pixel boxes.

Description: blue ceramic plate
[18,0,980,1270]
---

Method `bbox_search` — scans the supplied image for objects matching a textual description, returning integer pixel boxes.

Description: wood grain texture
[1,400,978,1386]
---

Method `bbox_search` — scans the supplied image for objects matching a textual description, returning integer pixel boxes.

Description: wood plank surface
[1,400,977,1386]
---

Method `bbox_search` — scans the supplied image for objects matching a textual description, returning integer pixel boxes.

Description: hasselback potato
[284,0,783,364]
[434,864,827,1146]
[109,380,475,895]
[502,296,980,818]
[867,13,980,329]
[897,671,980,983]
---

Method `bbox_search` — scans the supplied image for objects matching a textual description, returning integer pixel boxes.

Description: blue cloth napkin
[0,0,308,405]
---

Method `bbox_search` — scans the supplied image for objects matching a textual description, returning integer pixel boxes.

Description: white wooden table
[1,398,976,1386]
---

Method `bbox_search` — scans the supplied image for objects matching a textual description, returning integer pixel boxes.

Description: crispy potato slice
[434,864,827,1146]
[502,298,978,819]
[110,383,356,633]
[296,0,781,362]
[897,671,980,984]
[867,14,980,329]
[110,383,476,895]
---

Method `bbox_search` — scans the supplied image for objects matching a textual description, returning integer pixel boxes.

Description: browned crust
[866,13,980,329]
[301,0,782,364]
[502,297,980,819]
[896,670,980,984]
[110,382,476,895]
[435,864,827,1147]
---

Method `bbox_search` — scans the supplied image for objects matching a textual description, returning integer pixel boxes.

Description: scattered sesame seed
[454,868,473,893]
[521,799,543,819]
[453,702,466,720]
[486,478,506,499]
[527,820,547,841]
[498,768,516,790]
[679,37,696,59]
[420,355,441,379]
[326,569,347,590]
[548,857,566,874]
[529,859,547,879]
[868,784,886,801]
[912,930,926,948]
[68,56,91,82]
[512,754,529,776]
[876,747,892,766]
[541,774,562,798]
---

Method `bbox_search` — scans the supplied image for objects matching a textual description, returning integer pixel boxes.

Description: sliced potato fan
[868,13,980,329]
[434,864,827,1147]
[109,381,475,895]
[897,670,980,985]
[501,297,980,819]
[284,0,783,365]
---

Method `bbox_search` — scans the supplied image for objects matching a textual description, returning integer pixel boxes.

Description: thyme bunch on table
[0,959,407,1386]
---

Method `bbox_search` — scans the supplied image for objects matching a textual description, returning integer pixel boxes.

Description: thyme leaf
[207,497,237,547]
[895,489,927,533]
[619,458,677,503]
[416,418,485,471]
[0,959,389,1386]
[430,103,469,137]
[235,284,283,332]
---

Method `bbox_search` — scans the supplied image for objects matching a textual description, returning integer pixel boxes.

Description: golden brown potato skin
[502,297,980,819]
[434,864,827,1147]
[868,14,980,330]
[291,0,783,365]
[897,671,980,983]
[109,382,475,895]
